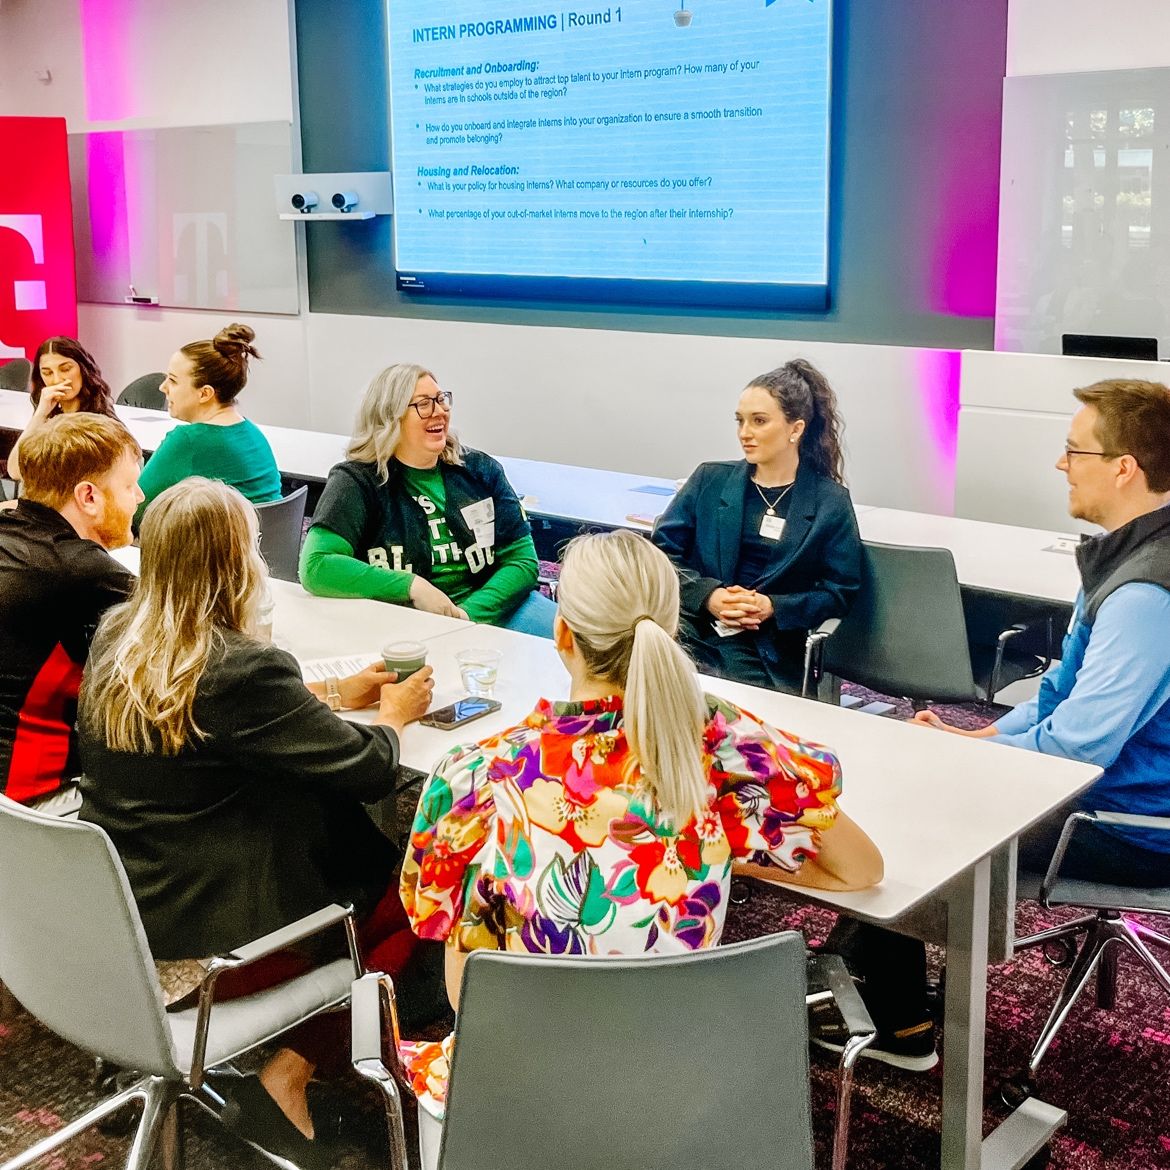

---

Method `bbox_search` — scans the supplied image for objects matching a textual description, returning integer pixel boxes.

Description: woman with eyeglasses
[653,359,862,694]
[301,363,555,636]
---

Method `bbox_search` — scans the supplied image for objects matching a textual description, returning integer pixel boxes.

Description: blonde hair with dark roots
[556,530,709,828]
[347,362,463,482]
[80,479,269,755]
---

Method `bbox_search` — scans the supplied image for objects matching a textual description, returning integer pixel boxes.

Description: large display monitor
[387,1,833,309]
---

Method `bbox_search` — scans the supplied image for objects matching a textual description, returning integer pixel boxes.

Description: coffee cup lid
[382,640,427,656]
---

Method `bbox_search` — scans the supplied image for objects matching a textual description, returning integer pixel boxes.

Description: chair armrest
[807,952,875,1040]
[1090,810,1170,832]
[987,623,1028,702]
[802,618,841,698]
[351,973,412,1170]
[188,903,361,1088]
[212,904,357,969]
[1040,808,1170,904]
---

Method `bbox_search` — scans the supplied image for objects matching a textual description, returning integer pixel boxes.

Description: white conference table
[265,581,1097,1170]
[5,388,1077,608]
[859,508,1081,607]
[0,388,350,485]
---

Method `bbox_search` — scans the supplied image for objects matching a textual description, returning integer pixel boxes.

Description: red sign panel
[0,117,78,363]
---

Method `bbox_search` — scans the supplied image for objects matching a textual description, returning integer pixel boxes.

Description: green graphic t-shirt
[400,464,474,603]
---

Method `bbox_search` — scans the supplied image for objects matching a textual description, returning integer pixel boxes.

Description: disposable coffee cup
[382,640,427,680]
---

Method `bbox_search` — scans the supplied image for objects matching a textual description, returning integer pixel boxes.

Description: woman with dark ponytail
[653,358,862,692]
[137,324,282,518]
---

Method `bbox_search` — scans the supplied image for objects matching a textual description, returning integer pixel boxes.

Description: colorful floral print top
[397,693,842,1119]
[400,693,842,957]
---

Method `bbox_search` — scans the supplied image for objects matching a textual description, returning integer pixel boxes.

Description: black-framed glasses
[408,390,453,419]
[1063,445,1120,460]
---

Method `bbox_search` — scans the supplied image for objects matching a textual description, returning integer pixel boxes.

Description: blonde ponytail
[557,531,708,828]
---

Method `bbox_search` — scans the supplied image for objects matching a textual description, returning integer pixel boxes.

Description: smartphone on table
[420,696,503,730]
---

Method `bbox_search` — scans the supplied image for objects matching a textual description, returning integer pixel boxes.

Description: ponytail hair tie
[632,614,656,631]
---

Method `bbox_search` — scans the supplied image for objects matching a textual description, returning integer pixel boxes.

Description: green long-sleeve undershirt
[298,525,539,626]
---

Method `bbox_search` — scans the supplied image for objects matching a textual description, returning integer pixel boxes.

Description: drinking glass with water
[456,648,501,697]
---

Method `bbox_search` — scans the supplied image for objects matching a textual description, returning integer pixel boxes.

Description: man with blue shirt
[813,378,1170,1071]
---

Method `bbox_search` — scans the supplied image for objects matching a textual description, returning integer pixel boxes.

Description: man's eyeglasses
[408,390,454,419]
[1063,445,1120,460]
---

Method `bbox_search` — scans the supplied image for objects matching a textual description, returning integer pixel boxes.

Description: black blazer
[79,633,401,961]
[653,460,862,667]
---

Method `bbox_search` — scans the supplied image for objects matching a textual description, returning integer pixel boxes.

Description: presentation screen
[387,1,833,309]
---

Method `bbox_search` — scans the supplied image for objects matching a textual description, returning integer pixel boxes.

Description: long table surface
[859,507,1080,606]
[268,579,1097,926]
[0,388,349,485]
[4,388,1078,606]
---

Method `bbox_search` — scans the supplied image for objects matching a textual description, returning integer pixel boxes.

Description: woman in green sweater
[137,324,281,521]
[300,363,555,637]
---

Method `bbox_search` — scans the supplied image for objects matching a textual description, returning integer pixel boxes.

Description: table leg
[941,855,990,1169]
[942,854,1068,1170]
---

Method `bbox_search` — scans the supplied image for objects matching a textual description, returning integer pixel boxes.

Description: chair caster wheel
[1000,1075,1037,1110]
[729,878,753,906]
[1042,939,1076,967]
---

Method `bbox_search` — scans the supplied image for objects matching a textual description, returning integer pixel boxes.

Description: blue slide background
[388,1,831,299]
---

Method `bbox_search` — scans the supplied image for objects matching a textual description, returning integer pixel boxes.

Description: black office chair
[803,540,1044,709]
[1003,810,1170,1105]
[117,373,166,411]
[256,485,308,581]
[0,358,31,392]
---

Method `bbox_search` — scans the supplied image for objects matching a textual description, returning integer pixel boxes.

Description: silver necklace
[752,479,794,516]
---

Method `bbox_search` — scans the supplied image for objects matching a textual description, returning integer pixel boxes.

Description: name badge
[759,514,786,541]
[461,498,496,547]
[713,620,745,638]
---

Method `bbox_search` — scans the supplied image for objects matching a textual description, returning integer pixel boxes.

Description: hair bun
[213,323,260,361]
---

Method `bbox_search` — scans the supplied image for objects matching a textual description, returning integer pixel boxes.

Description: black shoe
[808,999,939,1072]
[217,1072,336,1170]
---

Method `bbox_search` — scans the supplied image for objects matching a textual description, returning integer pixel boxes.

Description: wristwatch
[325,676,342,712]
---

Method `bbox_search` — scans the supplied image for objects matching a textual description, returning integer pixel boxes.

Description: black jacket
[0,501,133,802]
[79,634,400,960]
[653,460,862,674]
[311,449,531,585]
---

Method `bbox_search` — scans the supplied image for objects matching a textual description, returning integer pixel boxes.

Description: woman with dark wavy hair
[7,337,116,482]
[653,358,862,693]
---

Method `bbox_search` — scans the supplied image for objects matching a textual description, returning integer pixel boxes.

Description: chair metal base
[1015,909,1170,1077]
[0,1070,304,1170]
[0,1075,181,1170]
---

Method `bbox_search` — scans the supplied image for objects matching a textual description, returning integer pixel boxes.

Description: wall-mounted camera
[275,173,391,220]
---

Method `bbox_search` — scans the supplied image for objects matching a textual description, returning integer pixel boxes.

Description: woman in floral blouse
[398,529,883,1123]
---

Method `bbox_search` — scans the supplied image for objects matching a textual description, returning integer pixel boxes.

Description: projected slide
[387,1,833,308]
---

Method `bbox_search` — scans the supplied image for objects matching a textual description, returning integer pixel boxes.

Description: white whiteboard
[68,122,299,314]
[996,67,1170,358]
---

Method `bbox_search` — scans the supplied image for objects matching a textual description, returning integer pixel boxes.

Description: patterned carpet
[3,690,1169,1169]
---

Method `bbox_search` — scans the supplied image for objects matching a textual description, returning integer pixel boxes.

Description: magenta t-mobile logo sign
[0,116,79,362]
[0,215,48,359]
